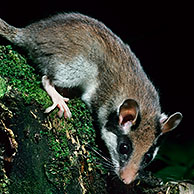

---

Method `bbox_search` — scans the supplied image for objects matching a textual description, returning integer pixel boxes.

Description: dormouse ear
[161,112,183,133]
[119,99,139,128]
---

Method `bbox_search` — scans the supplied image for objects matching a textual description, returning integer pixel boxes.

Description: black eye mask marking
[105,110,119,135]
[139,117,162,168]
[141,144,158,169]
[144,151,154,165]
[117,135,133,167]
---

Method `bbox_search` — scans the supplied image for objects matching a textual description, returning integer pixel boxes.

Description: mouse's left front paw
[42,75,72,119]
[45,97,72,119]
[56,97,72,118]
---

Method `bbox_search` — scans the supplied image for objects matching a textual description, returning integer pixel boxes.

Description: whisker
[89,147,113,165]
[95,161,114,169]
[111,158,120,166]
[93,148,112,160]
[86,145,120,172]
[95,162,114,171]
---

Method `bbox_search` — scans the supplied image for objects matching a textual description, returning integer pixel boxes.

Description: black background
[0,1,193,143]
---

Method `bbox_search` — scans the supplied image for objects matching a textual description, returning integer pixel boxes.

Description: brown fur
[0,13,182,185]
[1,14,160,114]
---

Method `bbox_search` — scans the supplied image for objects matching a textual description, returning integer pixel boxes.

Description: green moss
[0,155,10,194]
[0,45,107,193]
[44,98,106,192]
[0,76,7,98]
[0,45,51,107]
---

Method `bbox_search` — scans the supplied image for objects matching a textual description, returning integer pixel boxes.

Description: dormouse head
[101,99,182,185]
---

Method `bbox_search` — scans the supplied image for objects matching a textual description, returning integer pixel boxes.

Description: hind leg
[42,75,72,118]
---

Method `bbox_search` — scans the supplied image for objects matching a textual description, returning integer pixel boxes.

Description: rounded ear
[119,99,139,126]
[161,112,183,133]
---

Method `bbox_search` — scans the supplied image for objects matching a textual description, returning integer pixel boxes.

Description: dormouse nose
[120,164,139,184]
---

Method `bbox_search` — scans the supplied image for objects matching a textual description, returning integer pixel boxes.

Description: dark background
[0,1,193,143]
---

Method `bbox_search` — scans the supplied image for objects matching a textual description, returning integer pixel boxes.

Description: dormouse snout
[120,163,139,184]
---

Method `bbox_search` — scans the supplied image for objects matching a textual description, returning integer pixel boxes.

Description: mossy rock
[1,45,193,194]
[0,45,107,194]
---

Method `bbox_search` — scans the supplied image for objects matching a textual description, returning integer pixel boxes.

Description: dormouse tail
[0,18,24,45]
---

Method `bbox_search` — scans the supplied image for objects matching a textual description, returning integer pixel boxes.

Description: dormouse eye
[144,153,153,164]
[119,143,130,155]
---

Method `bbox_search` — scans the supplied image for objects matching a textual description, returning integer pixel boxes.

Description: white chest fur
[52,55,99,106]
